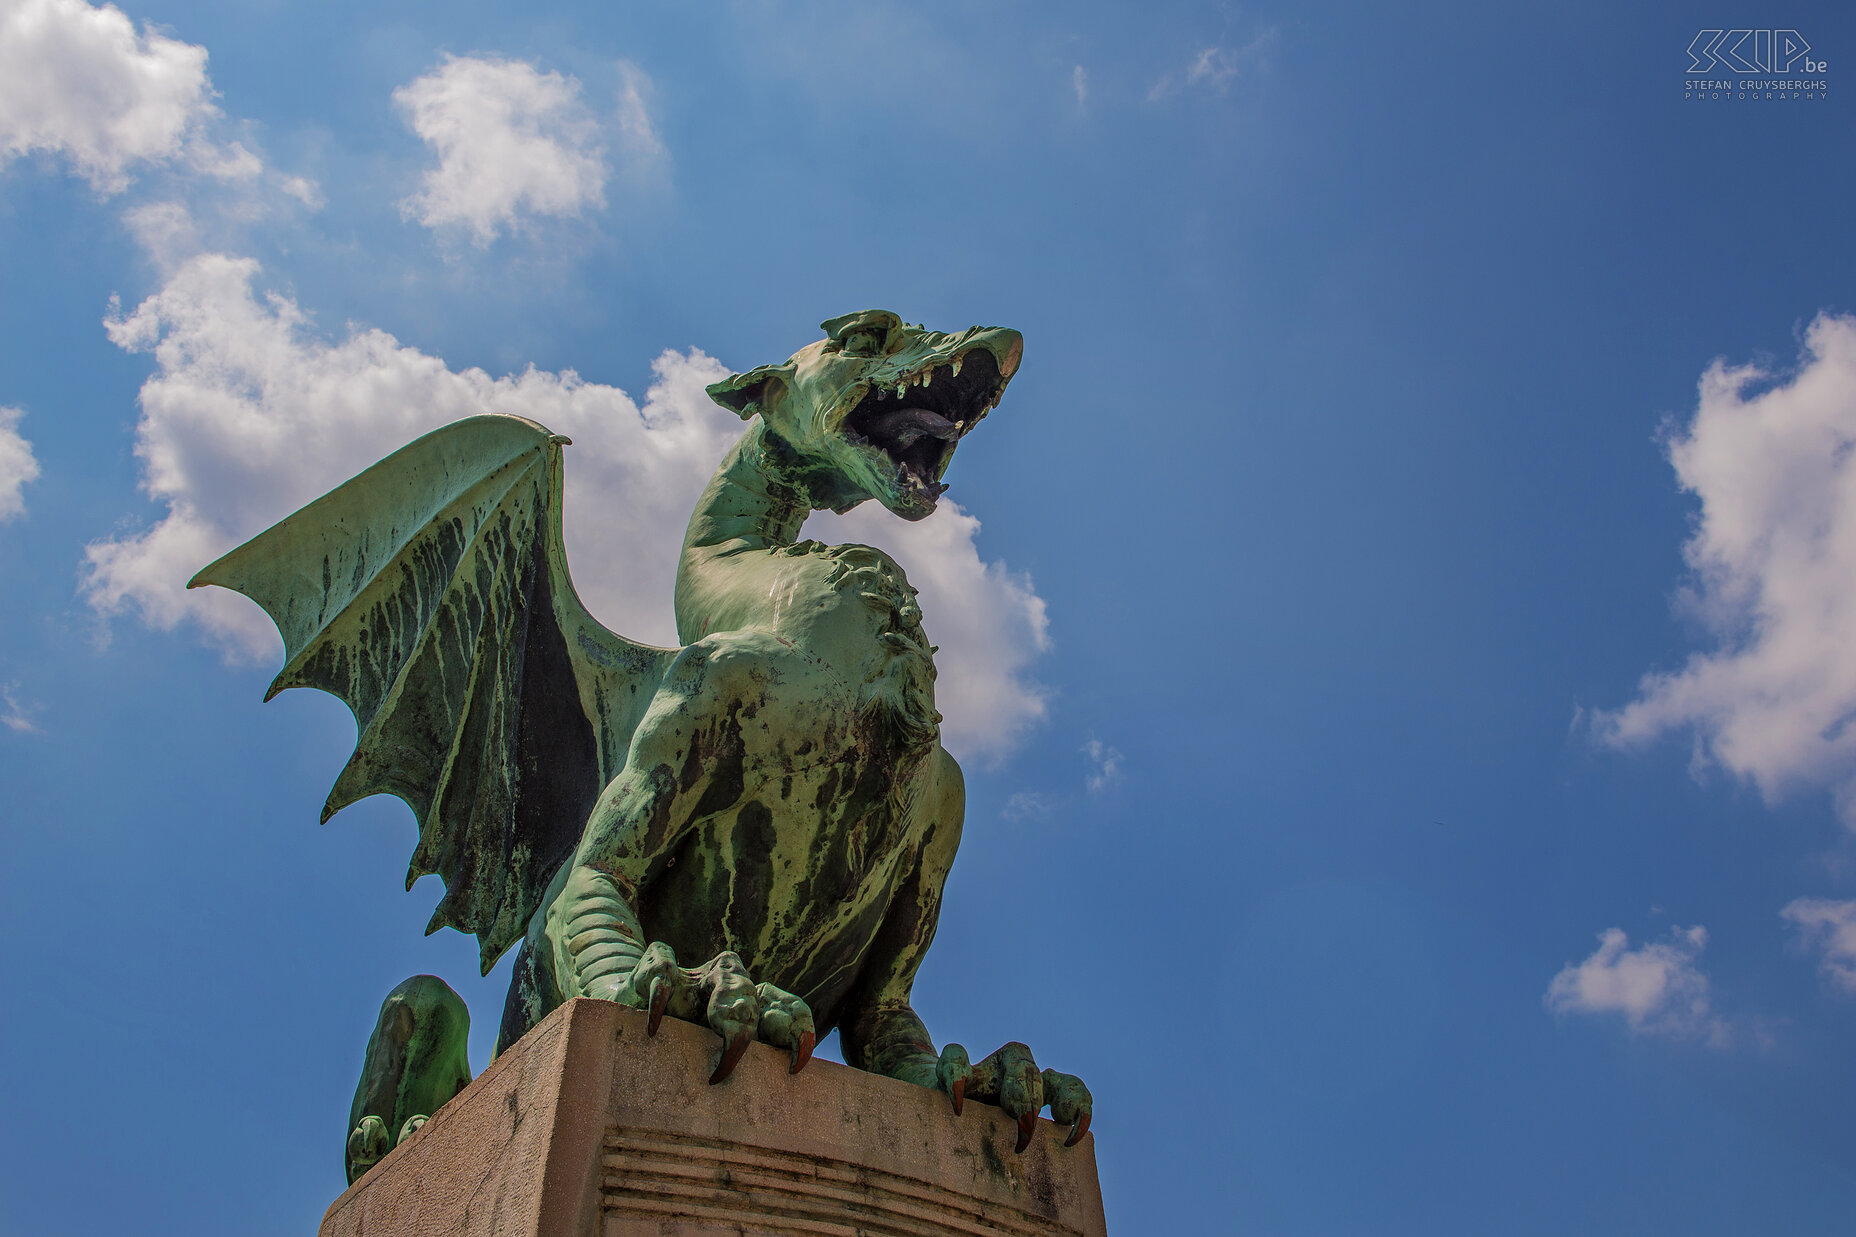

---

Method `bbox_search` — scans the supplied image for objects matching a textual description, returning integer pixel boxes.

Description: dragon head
[706,311,1023,521]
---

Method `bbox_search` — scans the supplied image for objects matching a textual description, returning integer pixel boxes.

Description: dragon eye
[841,327,883,357]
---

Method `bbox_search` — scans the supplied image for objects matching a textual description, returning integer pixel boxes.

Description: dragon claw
[749,978,815,1075]
[611,945,818,1085]
[1041,1066,1093,1150]
[646,975,669,1036]
[709,1029,753,1085]
[958,1045,1091,1155]
[1014,1111,1038,1154]
[346,1114,391,1182]
[936,1042,971,1115]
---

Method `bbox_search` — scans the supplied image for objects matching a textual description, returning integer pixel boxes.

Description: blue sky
[4,1,1856,1232]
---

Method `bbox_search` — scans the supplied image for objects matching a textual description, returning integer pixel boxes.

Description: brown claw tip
[950,1077,965,1116]
[646,981,668,1036]
[1014,1111,1037,1154]
[790,1031,815,1075]
[708,1032,751,1085]
[1064,1112,1091,1148]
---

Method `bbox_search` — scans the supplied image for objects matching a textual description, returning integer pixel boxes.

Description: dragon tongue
[862,407,959,449]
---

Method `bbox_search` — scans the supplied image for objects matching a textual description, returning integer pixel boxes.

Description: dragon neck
[681,419,811,554]
[675,420,812,639]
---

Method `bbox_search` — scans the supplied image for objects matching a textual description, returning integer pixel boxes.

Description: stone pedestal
[319,998,1108,1236]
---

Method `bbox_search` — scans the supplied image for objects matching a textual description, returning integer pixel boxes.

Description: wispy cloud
[1071,65,1088,114]
[614,60,665,164]
[1002,791,1052,822]
[0,405,40,521]
[1595,314,1856,826]
[1148,30,1277,101]
[1082,738,1122,793]
[1545,925,1730,1046]
[1783,897,1856,993]
[395,55,614,247]
[2,682,41,734]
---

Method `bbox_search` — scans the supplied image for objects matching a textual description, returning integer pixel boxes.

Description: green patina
[193,311,1090,1185]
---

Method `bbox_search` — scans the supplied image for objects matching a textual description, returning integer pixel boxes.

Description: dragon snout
[987,328,1023,379]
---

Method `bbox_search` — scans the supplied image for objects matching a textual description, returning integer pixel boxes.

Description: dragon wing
[190,414,678,972]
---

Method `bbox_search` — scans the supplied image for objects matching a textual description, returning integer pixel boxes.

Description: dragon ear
[820,310,902,343]
[706,363,795,420]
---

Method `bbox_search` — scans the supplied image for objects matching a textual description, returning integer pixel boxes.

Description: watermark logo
[1687,29,1819,73]
[1685,29,1828,100]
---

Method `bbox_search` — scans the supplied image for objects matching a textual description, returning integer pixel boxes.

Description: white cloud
[0,405,40,521]
[1,681,41,733]
[278,174,322,209]
[1597,315,1856,825]
[87,252,732,647]
[1081,737,1122,793]
[86,253,1050,758]
[0,0,317,246]
[1782,897,1856,993]
[0,0,218,194]
[1002,791,1052,822]
[1148,31,1276,101]
[395,55,611,246]
[1187,47,1242,90]
[121,198,204,268]
[1071,65,1088,113]
[1545,925,1729,1045]
[614,60,664,164]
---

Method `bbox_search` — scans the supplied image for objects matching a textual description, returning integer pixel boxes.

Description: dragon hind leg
[345,975,473,1184]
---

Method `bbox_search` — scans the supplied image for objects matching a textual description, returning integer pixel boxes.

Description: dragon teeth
[951,353,964,378]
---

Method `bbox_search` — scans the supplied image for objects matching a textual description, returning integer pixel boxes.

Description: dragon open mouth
[841,346,1007,502]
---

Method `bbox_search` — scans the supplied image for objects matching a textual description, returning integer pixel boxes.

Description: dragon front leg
[845,1000,1091,1152]
[544,862,817,1080]
[542,636,818,1081]
[845,999,972,1108]
[841,748,1093,1152]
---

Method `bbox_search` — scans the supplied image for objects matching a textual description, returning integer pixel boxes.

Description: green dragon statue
[191,310,1092,1185]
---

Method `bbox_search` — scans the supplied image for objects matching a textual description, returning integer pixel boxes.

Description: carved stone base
[319,998,1108,1236]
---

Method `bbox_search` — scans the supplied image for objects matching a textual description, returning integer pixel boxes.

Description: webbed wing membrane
[190,415,678,971]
